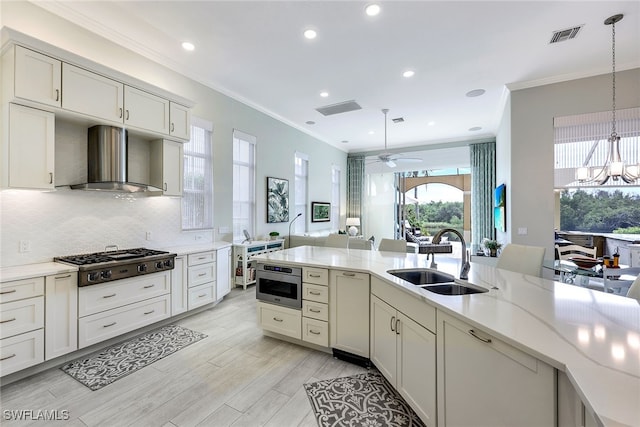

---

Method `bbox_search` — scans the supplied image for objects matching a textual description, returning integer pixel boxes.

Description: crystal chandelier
[575,14,639,185]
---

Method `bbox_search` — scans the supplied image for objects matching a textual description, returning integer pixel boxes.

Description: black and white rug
[61,324,207,391]
[304,370,426,427]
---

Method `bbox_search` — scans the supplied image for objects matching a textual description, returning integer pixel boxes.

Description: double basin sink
[387,268,488,295]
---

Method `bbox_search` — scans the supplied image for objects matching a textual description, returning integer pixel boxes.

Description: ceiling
[33,1,640,165]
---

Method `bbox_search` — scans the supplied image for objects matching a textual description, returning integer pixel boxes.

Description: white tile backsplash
[0,188,212,267]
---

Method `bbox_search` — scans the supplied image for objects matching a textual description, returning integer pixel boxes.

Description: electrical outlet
[19,240,31,253]
[146,231,152,241]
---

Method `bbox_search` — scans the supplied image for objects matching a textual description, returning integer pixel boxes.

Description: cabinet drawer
[257,301,301,339]
[302,300,328,321]
[188,251,215,266]
[0,296,44,339]
[0,329,44,376]
[302,317,329,347]
[78,294,170,349]
[188,264,215,287]
[188,282,215,310]
[304,268,329,286]
[303,283,329,304]
[0,277,45,303]
[78,272,170,317]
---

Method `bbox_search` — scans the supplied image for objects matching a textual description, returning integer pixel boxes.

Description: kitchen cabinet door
[14,46,61,107]
[171,256,187,316]
[216,246,232,299]
[62,63,124,123]
[45,273,77,360]
[370,295,398,382]
[150,139,183,196]
[169,102,191,141]
[329,270,370,358]
[437,312,555,427]
[124,86,170,134]
[7,103,55,190]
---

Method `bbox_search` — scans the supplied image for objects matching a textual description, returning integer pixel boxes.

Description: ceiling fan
[368,109,422,168]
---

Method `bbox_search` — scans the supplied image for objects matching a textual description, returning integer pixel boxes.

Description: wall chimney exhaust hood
[71,125,160,192]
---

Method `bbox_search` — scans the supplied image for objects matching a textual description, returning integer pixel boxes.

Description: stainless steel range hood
[71,125,158,192]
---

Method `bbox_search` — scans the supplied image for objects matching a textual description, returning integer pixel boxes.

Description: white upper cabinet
[14,46,62,108]
[150,139,183,196]
[62,63,124,123]
[7,103,55,190]
[169,102,191,141]
[124,86,170,135]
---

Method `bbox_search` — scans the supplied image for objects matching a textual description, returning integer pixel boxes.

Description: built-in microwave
[255,263,302,309]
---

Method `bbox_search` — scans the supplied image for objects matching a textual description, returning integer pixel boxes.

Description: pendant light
[576,14,638,185]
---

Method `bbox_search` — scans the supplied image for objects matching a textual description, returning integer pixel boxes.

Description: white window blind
[182,117,213,230]
[294,152,308,234]
[331,165,341,229]
[233,130,256,241]
[554,107,640,187]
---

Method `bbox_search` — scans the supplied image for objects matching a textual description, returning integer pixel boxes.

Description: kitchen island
[254,246,640,427]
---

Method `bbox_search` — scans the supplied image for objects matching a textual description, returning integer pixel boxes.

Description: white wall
[0,1,347,266]
[364,172,396,244]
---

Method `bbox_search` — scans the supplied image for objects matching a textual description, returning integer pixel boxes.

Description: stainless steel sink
[387,268,455,286]
[387,268,488,295]
[420,283,488,295]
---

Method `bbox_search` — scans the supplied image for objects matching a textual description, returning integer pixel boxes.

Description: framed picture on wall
[494,183,506,232]
[267,177,289,223]
[311,202,331,222]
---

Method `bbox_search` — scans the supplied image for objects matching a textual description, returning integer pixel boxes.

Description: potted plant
[482,238,502,257]
[269,231,280,241]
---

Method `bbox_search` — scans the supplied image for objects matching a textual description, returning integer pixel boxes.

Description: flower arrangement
[269,231,280,240]
[481,238,502,257]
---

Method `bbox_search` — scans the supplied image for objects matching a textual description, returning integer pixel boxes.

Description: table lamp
[346,218,360,236]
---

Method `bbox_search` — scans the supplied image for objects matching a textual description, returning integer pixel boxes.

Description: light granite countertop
[161,241,233,256]
[0,262,78,283]
[253,245,640,427]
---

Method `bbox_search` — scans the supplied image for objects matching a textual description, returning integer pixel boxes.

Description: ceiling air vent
[550,25,584,44]
[392,117,404,123]
[316,100,362,116]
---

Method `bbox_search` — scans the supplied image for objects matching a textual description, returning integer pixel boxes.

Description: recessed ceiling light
[181,42,195,51]
[341,140,349,144]
[466,89,485,97]
[427,121,435,126]
[469,126,482,132]
[303,29,317,40]
[320,91,329,98]
[368,130,375,135]
[306,121,316,125]
[365,4,381,16]
[402,70,415,78]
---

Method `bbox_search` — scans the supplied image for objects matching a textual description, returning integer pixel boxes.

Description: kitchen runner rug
[304,370,426,427]
[61,324,207,391]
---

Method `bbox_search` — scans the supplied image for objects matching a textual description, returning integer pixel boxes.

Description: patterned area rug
[304,370,426,427]
[61,324,206,391]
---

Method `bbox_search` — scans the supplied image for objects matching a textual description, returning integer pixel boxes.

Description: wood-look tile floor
[0,287,368,426]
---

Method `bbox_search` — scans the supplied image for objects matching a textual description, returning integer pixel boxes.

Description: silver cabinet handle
[126,110,130,120]
[309,291,321,296]
[343,272,356,277]
[469,329,492,344]
[309,274,321,278]
[55,274,71,279]
[198,293,206,298]
[0,318,16,324]
[171,123,175,132]
[119,107,123,118]
[390,316,396,332]
[0,354,16,361]
[49,173,53,184]
[144,310,155,315]
[0,289,17,295]
[102,293,116,298]
[198,273,207,277]
[55,89,59,101]
[143,284,155,289]
[164,183,168,191]
[309,330,321,335]
[395,318,400,335]
[309,308,321,313]
[273,317,283,322]
[103,322,116,328]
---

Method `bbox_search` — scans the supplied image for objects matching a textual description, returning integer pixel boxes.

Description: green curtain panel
[470,142,496,250]
[347,156,365,226]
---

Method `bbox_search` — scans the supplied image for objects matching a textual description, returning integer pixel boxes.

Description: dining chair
[377,238,407,253]
[496,244,546,278]
[556,244,597,260]
[603,266,640,295]
[325,234,349,248]
[626,276,640,302]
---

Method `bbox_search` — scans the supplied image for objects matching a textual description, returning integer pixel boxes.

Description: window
[331,165,341,229]
[294,152,308,234]
[182,117,213,230]
[233,130,256,241]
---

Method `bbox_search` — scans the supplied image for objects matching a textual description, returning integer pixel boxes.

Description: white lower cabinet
[257,301,301,339]
[216,246,232,299]
[302,267,329,347]
[436,311,555,427]
[557,371,599,427]
[187,251,216,309]
[329,269,369,357]
[371,293,436,426]
[0,330,44,376]
[44,273,77,360]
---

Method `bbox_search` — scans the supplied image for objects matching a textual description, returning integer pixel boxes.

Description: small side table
[233,239,285,290]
